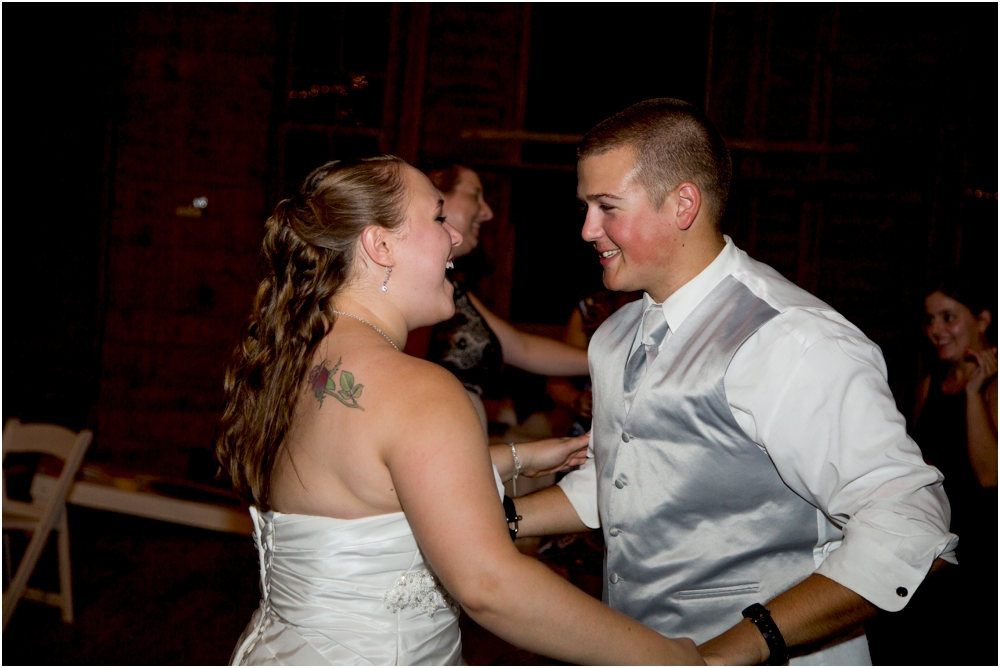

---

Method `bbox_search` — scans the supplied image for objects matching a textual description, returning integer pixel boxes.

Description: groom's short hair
[578,98,732,221]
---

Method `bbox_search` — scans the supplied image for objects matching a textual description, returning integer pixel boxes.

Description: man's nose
[480,201,494,222]
[581,208,601,242]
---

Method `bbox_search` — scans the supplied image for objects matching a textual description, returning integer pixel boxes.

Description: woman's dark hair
[216,155,408,509]
[426,163,467,196]
[927,271,997,345]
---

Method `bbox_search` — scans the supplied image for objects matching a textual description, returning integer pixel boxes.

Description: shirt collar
[643,235,738,332]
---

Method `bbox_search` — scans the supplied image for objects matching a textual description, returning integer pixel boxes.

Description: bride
[216,156,700,665]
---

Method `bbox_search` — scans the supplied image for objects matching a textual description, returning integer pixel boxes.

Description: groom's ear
[672,182,702,232]
[359,225,393,267]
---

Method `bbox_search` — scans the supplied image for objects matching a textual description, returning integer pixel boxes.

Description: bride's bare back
[270,320,485,519]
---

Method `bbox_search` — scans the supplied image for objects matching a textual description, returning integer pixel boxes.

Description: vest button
[614,479,624,489]
[609,572,619,584]
[896,587,908,597]
[608,527,620,537]
[621,432,630,442]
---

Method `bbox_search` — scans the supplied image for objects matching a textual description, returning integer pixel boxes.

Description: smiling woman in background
[421,165,590,434]
[882,274,998,666]
[918,275,997,482]
[915,274,996,553]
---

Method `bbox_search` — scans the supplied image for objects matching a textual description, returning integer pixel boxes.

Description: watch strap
[502,495,521,541]
[742,603,788,665]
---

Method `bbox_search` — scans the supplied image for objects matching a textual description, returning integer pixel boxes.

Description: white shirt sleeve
[556,429,601,529]
[727,309,958,612]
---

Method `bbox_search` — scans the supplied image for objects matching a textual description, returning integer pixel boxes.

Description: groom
[514,99,957,664]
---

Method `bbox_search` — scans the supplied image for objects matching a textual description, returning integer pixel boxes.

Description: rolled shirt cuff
[815,523,959,612]
[556,456,601,529]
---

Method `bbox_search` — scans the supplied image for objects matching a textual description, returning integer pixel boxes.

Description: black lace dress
[427,280,505,400]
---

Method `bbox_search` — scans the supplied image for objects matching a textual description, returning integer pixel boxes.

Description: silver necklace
[331,310,399,351]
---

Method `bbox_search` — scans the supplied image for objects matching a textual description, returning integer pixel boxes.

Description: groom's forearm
[698,573,879,665]
[511,485,590,537]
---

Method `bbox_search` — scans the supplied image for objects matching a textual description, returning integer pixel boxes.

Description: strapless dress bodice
[231,508,462,665]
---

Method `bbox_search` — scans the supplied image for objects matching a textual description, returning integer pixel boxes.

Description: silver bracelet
[509,442,522,497]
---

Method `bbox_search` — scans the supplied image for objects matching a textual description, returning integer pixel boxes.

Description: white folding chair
[2,418,92,630]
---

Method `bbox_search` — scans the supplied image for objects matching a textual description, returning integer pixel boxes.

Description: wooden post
[396,3,431,163]
[488,4,533,321]
[380,3,406,154]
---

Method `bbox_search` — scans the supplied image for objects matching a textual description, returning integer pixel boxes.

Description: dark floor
[2,508,595,666]
[3,507,260,665]
[7,507,989,666]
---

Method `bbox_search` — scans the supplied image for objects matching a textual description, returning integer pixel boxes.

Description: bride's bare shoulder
[377,353,468,402]
[366,353,480,432]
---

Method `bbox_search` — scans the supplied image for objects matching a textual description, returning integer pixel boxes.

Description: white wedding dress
[231,470,503,665]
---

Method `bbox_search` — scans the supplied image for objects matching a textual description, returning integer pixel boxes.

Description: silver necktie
[623,304,669,408]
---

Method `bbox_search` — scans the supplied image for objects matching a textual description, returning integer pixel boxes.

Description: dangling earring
[381,266,392,292]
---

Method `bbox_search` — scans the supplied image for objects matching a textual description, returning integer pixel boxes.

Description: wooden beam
[461,129,582,144]
[726,139,857,154]
[460,131,856,156]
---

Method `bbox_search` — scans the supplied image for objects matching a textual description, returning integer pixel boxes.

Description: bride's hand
[515,433,590,478]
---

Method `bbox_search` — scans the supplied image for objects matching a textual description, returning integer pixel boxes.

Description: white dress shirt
[559,236,958,613]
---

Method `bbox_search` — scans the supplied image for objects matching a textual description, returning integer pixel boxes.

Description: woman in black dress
[916,278,997,553]
[870,276,995,665]
[422,165,590,437]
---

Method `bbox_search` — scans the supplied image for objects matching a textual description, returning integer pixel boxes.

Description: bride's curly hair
[217,156,408,509]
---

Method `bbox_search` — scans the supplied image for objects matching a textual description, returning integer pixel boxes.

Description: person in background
[914,276,995,664]
[547,290,642,437]
[409,165,590,436]
[916,275,997,495]
[869,275,996,666]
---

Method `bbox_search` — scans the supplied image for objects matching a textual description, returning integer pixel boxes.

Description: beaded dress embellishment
[383,570,456,618]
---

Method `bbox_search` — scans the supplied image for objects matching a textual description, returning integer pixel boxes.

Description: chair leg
[57,507,74,623]
[3,525,49,631]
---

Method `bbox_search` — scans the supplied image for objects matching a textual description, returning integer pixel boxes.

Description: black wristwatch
[502,495,521,541]
[742,603,788,665]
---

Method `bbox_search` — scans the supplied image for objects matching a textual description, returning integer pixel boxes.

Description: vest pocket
[674,583,760,600]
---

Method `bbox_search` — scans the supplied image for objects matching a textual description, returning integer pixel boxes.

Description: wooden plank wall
[94,5,279,475]
[7,3,993,476]
[706,3,996,415]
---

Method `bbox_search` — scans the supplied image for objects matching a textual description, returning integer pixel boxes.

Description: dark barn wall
[3,7,119,432]
[3,3,995,478]
[707,4,998,411]
[93,5,280,475]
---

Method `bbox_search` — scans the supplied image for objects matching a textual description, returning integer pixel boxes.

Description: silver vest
[591,276,820,643]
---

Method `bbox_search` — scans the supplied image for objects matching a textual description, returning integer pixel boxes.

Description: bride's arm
[383,364,701,666]
[489,435,589,482]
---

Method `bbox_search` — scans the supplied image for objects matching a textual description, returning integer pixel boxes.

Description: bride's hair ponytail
[217,156,408,509]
